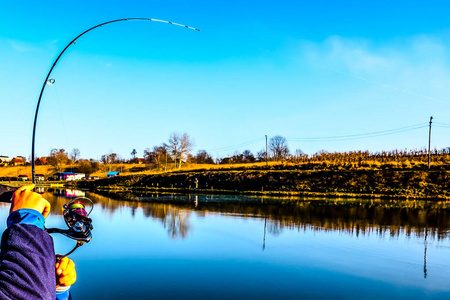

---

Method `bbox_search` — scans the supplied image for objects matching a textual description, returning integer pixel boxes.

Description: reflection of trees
[141,204,192,239]
[87,192,192,239]
[258,201,450,240]
[267,222,283,236]
[43,189,450,240]
[165,208,191,239]
[44,190,193,239]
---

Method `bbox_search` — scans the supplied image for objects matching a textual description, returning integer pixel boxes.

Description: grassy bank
[4,160,450,200]
[77,167,450,200]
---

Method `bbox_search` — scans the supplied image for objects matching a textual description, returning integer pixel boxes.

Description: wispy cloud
[8,38,60,53]
[10,40,31,52]
[298,34,450,105]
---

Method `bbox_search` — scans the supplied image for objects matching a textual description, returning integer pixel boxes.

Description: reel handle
[46,227,92,243]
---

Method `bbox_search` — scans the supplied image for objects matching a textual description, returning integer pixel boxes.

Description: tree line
[36,133,450,176]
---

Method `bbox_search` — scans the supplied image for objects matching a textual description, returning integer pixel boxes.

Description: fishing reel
[46,197,94,258]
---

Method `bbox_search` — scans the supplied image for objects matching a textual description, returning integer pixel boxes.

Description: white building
[0,156,11,166]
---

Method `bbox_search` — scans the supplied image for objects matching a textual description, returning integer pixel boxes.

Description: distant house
[18,175,28,181]
[12,157,25,166]
[106,171,120,177]
[35,157,48,165]
[137,158,145,164]
[35,174,45,181]
[54,172,85,181]
[0,156,11,167]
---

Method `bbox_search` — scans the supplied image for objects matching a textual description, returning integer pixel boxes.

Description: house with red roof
[12,157,25,166]
[35,157,48,165]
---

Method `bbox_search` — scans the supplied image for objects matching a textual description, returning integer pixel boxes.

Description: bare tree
[130,149,137,162]
[169,132,194,169]
[243,150,255,163]
[77,159,100,177]
[70,148,80,163]
[295,149,305,157]
[101,153,119,164]
[178,133,194,169]
[153,146,167,169]
[168,132,181,168]
[144,144,170,170]
[256,149,267,162]
[196,150,214,164]
[48,149,69,172]
[292,148,307,163]
[269,135,290,161]
[161,143,169,172]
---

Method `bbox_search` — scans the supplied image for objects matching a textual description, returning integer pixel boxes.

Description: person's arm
[0,184,55,300]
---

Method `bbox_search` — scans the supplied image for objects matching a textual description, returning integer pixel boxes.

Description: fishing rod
[7,18,198,257]
[31,18,200,183]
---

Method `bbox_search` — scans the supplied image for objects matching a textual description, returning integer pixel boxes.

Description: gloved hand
[55,256,77,288]
[10,184,50,218]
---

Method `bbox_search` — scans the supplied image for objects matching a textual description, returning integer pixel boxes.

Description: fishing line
[31,18,200,183]
[26,17,200,261]
[50,83,71,150]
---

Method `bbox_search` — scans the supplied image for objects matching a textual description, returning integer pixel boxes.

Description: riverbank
[77,168,450,200]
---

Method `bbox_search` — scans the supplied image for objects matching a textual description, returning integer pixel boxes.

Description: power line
[286,123,428,142]
[434,122,450,126]
[207,137,265,152]
[207,122,438,155]
[434,125,450,129]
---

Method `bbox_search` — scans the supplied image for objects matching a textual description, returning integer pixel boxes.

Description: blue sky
[1,1,450,160]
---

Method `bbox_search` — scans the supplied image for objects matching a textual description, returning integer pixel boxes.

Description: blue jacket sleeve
[0,211,56,300]
[56,289,71,300]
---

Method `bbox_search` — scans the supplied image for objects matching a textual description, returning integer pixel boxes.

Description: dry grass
[0,165,53,178]
[0,162,281,179]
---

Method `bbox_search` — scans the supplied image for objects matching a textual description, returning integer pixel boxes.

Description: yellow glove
[10,184,51,218]
[55,256,77,288]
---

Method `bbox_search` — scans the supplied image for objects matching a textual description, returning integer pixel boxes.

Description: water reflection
[54,189,86,198]
[42,189,450,243]
[26,189,450,298]
[111,192,450,239]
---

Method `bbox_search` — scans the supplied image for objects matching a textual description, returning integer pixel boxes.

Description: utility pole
[265,135,268,166]
[262,216,267,251]
[165,151,167,173]
[428,116,433,169]
[424,227,428,278]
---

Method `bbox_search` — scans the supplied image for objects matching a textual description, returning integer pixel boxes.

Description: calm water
[1,189,450,299]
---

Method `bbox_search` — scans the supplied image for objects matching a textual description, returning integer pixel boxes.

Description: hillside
[78,165,450,200]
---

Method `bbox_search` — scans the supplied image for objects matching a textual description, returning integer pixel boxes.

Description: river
[1,189,449,299]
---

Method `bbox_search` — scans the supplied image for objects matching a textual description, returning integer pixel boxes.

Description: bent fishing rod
[31,18,200,183]
[0,18,199,257]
